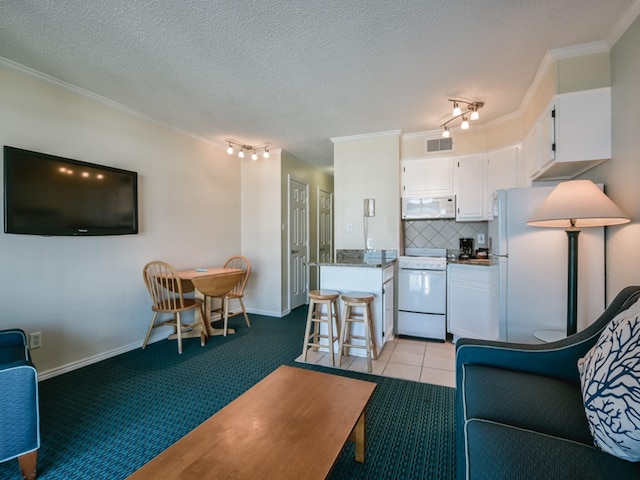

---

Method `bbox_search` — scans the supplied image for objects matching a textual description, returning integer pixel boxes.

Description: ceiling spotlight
[225,139,271,161]
[441,99,484,137]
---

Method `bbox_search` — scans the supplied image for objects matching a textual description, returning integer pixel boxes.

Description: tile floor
[296,336,456,388]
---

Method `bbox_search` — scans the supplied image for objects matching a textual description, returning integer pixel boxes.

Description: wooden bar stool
[339,292,377,372]
[302,290,341,365]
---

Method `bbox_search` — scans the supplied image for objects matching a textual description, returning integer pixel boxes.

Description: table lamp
[527,180,629,336]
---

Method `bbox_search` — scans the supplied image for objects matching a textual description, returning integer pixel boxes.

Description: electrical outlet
[29,331,42,349]
[477,233,486,245]
[347,223,353,233]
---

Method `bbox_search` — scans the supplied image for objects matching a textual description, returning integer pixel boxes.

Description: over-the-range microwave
[401,195,456,219]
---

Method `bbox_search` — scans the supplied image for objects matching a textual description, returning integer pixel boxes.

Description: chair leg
[239,297,250,327]
[338,304,350,365]
[223,297,229,337]
[198,303,207,347]
[325,302,335,366]
[176,312,183,354]
[18,450,37,480]
[312,313,320,351]
[332,298,341,341]
[302,302,315,361]
[142,312,159,349]
[363,306,373,373]
[367,303,378,360]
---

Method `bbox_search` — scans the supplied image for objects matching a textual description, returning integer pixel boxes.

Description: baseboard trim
[36,334,165,381]
[36,310,288,380]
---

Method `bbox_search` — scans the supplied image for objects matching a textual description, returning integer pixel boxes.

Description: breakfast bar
[312,250,396,357]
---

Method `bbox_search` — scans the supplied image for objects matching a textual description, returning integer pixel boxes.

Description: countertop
[311,258,397,268]
[307,249,397,268]
[447,258,496,267]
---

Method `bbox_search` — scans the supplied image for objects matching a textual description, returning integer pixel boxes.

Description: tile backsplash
[404,219,488,252]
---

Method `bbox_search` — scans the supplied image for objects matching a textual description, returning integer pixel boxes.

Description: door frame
[287,175,310,312]
[317,187,333,288]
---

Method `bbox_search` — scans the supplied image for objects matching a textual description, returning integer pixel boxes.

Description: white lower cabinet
[447,264,498,341]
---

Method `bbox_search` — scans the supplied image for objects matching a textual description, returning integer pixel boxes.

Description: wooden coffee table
[127,365,377,479]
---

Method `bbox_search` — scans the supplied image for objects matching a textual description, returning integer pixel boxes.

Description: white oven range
[397,247,447,341]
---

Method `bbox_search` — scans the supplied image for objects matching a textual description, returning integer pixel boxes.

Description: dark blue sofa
[456,286,640,480]
[0,329,39,479]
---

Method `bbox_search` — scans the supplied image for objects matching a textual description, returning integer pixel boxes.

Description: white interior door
[317,188,333,286]
[289,178,308,310]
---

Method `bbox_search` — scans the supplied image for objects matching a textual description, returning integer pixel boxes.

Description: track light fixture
[225,139,270,160]
[441,99,484,137]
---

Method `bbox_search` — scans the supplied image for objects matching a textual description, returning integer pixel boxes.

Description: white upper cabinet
[401,157,454,197]
[529,87,611,181]
[455,154,485,221]
[400,149,521,221]
[486,145,520,217]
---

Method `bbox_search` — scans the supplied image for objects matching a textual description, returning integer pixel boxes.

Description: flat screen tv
[3,146,138,236]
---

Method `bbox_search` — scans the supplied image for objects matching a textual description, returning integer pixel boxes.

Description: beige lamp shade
[527,180,630,228]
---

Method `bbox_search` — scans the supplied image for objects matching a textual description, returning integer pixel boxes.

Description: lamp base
[566,229,580,336]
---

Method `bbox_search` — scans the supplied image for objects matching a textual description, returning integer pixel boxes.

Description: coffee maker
[459,238,474,259]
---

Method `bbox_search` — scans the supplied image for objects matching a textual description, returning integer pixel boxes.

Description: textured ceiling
[0,1,636,170]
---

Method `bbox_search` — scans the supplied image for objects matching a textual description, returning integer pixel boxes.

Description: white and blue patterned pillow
[578,298,640,462]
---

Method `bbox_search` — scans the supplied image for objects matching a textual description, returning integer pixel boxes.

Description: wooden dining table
[171,267,245,338]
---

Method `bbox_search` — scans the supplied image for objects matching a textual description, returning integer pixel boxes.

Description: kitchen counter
[309,249,397,268]
[316,252,397,353]
[310,258,396,268]
[447,258,495,266]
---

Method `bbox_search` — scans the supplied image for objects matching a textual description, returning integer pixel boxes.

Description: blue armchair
[456,286,640,480]
[0,329,39,480]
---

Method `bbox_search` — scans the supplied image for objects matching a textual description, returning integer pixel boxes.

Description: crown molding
[607,0,640,47]
[518,41,610,114]
[0,56,224,150]
[403,109,522,141]
[548,41,609,61]
[330,129,402,144]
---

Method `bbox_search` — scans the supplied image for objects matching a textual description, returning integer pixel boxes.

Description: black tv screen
[3,146,138,236]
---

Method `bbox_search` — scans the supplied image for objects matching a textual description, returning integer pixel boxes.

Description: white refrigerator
[488,187,605,343]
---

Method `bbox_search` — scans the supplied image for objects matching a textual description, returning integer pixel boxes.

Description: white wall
[240,148,334,317]
[0,64,241,377]
[583,14,640,300]
[332,131,401,252]
[241,149,282,316]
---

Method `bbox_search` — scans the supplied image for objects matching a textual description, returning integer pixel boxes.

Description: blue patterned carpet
[0,307,456,479]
